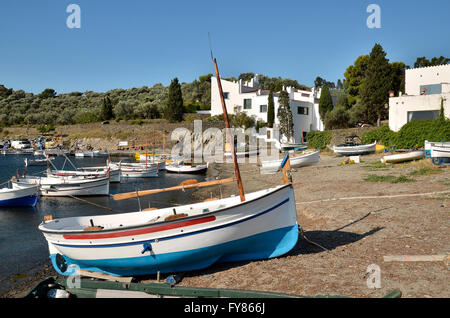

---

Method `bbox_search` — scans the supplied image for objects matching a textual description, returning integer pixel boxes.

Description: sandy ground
[2,152,449,298]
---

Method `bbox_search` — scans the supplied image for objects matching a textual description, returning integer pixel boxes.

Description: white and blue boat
[38,183,298,276]
[0,183,39,207]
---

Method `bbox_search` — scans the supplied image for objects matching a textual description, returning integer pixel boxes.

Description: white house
[389,64,450,132]
[210,74,324,144]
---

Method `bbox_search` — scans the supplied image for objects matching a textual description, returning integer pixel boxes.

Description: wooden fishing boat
[165,162,208,174]
[78,166,121,183]
[24,156,55,167]
[12,174,110,197]
[119,161,159,178]
[260,151,320,174]
[39,181,298,276]
[381,150,424,164]
[37,56,299,278]
[0,183,39,207]
[333,136,376,156]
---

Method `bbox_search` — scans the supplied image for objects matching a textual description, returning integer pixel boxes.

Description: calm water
[0,154,206,285]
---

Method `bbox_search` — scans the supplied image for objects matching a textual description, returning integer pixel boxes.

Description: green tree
[164,78,184,122]
[343,54,369,106]
[414,56,449,68]
[38,88,57,99]
[277,91,294,141]
[100,96,114,120]
[267,89,275,128]
[359,43,393,126]
[318,85,334,123]
[390,62,407,96]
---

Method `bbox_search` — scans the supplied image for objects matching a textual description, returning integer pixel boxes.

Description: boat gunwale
[39,183,293,236]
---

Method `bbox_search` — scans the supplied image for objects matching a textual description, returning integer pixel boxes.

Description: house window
[223,92,229,99]
[297,106,309,115]
[243,99,252,109]
[260,105,267,113]
[407,110,440,122]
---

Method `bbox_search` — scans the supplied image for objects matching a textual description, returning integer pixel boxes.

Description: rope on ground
[298,226,329,252]
[296,190,450,205]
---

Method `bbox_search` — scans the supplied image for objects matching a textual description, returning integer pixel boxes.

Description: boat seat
[142,207,157,212]
[83,226,104,231]
[204,197,219,202]
[164,213,188,221]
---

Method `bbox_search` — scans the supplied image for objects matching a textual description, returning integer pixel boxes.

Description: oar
[113,177,235,201]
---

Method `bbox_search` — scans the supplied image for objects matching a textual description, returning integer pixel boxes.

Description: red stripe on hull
[63,216,216,240]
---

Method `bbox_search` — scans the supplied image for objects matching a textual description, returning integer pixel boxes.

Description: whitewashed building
[389,64,450,132]
[210,74,324,143]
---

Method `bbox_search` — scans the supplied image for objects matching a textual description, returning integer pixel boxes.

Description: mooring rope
[296,190,450,205]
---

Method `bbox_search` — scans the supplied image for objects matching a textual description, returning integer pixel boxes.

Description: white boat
[333,138,377,156]
[424,140,450,158]
[12,175,110,197]
[38,183,298,276]
[430,144,450,158]
[166,162,209,174]
[77,166,121,183]
[75,151,93,158]
[119,162,159,178]
[260,151,320,174]
[25,157,55,167]
[381,151,424,164]
[0,183,39,207]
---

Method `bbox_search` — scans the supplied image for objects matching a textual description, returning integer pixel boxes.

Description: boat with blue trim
[39,182,298,276]
[0,182,39,207]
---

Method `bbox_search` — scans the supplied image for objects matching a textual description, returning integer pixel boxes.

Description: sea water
[0,154,206,291]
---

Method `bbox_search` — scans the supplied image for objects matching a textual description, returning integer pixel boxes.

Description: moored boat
[165,161,208,174]
[119,161,159,178]
[281,143,307,152]
[25,157,55,167]
[12,174,110,197]
[0,183,39,207]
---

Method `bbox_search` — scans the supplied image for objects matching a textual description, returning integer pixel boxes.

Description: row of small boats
[0,154,210,207]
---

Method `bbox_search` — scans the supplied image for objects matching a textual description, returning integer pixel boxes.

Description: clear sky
[1,0,449,94]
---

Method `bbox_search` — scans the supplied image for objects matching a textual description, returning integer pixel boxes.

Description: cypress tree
[359,43,393,126]
[277,91,294,141]
[318,85,333,122]
[101,96,113,120]
[267,89,275,128]
[165,78,184,122]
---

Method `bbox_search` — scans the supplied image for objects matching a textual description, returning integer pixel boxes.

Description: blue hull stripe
[54,197,291,249]
[50,225,299,276]
[0,195,38,207]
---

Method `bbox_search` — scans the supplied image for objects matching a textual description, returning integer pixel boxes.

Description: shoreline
[2,153,449,298]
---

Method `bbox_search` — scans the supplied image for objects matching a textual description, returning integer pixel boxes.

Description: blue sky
[1,0,449,94]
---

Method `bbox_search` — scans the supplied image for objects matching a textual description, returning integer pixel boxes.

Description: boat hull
[0,185,39,207]
[430,145,450,158]
[260,151,320,173]
[13,176,110,197]
[165,164,208,174]
[333,142,376,156]
[40,184,298,276]
[381,151,424,163]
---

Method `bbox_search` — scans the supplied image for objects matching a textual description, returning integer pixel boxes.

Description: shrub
[306,130,332,150]
[362,119,450,149]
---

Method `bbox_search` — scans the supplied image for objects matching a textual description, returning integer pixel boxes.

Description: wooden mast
[213,57,246,202]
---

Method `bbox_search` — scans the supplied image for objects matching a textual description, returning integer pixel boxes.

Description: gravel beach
[2,152,449,298]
